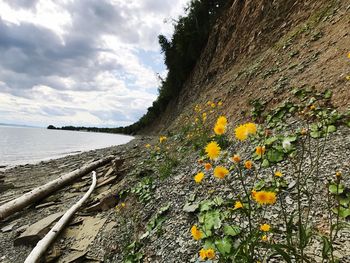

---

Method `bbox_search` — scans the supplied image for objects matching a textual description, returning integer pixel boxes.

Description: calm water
[0,126,133,167]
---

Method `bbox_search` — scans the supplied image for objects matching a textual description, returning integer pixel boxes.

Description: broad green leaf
[324,89,332,99]
[200,210,221,230]
[254,180,265,191]
[261,159,270,168]
[200,200,214,212]
[326,125,336,133]
[213,196,224,206]
[265,137,279,145]
[310,131,321,138]
[329,184,344,195]
[333,207,350,218]
[267,149,284,163]
[223,225,241,237]
[215,237,232,255]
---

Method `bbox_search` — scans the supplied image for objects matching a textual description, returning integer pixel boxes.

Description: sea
[0,125,133,168]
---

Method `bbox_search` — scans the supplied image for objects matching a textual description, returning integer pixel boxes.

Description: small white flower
[282,140,292,151]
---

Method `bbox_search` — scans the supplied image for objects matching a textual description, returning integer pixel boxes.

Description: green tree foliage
[124,0,230,134]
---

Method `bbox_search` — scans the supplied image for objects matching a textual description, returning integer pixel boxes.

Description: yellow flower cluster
[255,146,266,156]
[205,141,221,160]
[194,172,205,183]
[235,122,257,141]
[159,136,167,143]
[234,201,243,209]
[213,166,229,179]
[199,248,215,260]
[214,116,228,135]
[260,223,271,232]
[252,190,277,205]
[191,225,203,240]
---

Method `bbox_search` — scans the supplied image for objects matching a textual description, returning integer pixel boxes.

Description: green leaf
[324,89,332,99]
[329,184,344,195]
[215,237,232,255]
[326,125,337,133]
[254,179,265,191]
[200,200,214,212]
[261,159,270,168]
[213,196,224,206]
[265,137,279,145]
[310,131,321,138]
[321,236,331,259]
[267,149,284,163]
[339,197,350,207]
[334,207,350,218]
[223,225,241,237]
[200,210,221,231]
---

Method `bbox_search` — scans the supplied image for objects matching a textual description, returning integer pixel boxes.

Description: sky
[0,0,190,127]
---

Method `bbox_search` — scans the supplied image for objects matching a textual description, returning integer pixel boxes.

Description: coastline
[0,135,150,262]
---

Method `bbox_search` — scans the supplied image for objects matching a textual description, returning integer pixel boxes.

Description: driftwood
[24,171,97,263]
[0,156,113,221]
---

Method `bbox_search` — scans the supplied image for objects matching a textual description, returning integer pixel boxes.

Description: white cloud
[0,0,190,127]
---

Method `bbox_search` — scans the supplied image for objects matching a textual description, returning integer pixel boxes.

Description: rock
[14,212,64,246]
[182,203,199,213]
[104,167,114,177]
[86,194,117,212]
[96,175,118,188]
[1,222,17,232]
[69,217,107,251]
[35,201,57,209]
[57,250,87,263]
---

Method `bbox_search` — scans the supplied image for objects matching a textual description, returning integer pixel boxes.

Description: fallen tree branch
[0,156,113,221]
[24,171,97,263]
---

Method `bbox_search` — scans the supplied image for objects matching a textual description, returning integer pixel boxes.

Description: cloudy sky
[0,0,190,127]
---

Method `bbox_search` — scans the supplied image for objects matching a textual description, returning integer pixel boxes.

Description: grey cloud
[3,0,39,9]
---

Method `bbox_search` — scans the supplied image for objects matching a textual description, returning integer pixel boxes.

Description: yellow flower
[206,248,215,259]
[260,224,271,232]
[216,116,227,126]
[346,76,350,81]
[214,123,226,135]
[202,112,207,121]
[244,160,253,170]
[199,249,207,260]
[205,141,221,160]
[194,172,205,183]
[234,201,243,209]
[121,202,126,208]
[159,136,167,143]
[218,101,223,106]
[336,171,342,178]
[231,154,241,163]
[274,171,283,177]
[234,123,257,140]
[348,52,350,59]
[253,191,277,205]
[195,117,199,123]
[310,104,316,110]
[194,104,201,112]
[207,101,212,106]
[211,103,216,108]
[300,128,308,135]
[204,163,212,170]
[213,166,229,179]
[256,146,266,156]
[262,235,268,241]
[191,225,203,240]
[145,144,151,148]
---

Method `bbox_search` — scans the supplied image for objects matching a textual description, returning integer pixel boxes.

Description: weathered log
[24,171,97,263]
[0,156,113,221]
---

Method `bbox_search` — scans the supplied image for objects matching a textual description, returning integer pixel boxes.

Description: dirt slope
[146,0,350,133]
